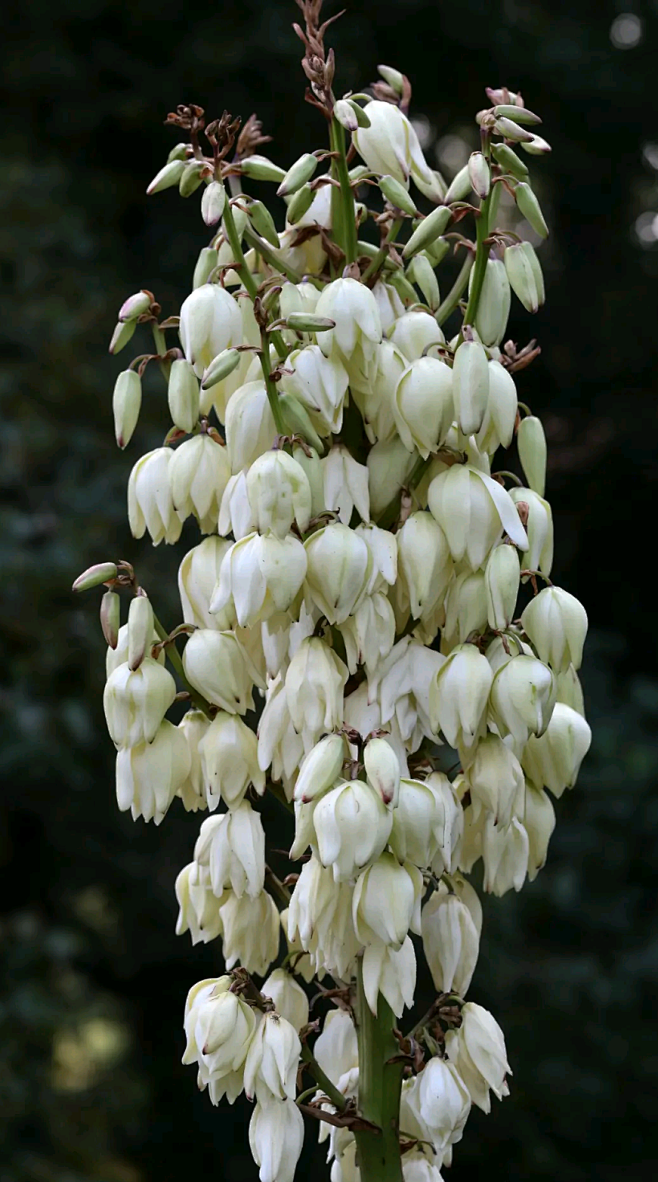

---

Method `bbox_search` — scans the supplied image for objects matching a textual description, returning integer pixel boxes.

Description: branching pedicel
[74,3,592,1180]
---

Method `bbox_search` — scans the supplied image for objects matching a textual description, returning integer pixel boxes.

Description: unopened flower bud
[430,644,493,751]
[491,141,529,180]
[277,152,318,197]
[504,242,545,313]
[452,339,490,436]
[293,733,346,803]
[493,104,542,125]
[489,654,556,744]
[444,163,472,203]
[113,370,142,450]
[468,152,490,198]
[398,511,452,620]
[167,359,199,434]
[353,853,423,949]
[183,628,261,714]
[514,182,549,238]
[304,523,371,625]
[379,174,418,216]
[277,394,325,452]
[146,158,185,195]
[240,155,287,183]
[474,258,511,347]
[201,347,241,389]
[509,486,553,574]
[333,98,359,131]
[201,180,226,226]
[103,657,176,748]
[377,63,405,92]
[100,590,121,649]
[179,160,205,197]
[522,702,591,797]
[517,415,547,496]
[119,291,152,322]
[406,253,441,310]
[72,561,118,593]
[422,887,480,995]
[393,356,454,458]
[493,116,533,142]
[108,319,137,355]
[192,246,218,289]
[127,594,154,671]
[364,737,400,805]
[312,779,393,881]
[402,206,452,258]
[485,544,521,630]
[248,199,279,247]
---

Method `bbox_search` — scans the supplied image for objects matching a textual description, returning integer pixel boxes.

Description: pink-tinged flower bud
[167,360,199,435]
[106,622,164,678]
[201,180,226,226]
[103,657,176,748]
[393,356,454,458]
[127,594,154,671]
[199,711,265,809]
[170,435,231,533]
[312,779,393,881]
[388,309,445,361]
[522,702,591,798]
[100,590,120,649]
[485,544,521,630]
[353,853,423,949]
[221,891,281,977]
[521,585,587,672]
[466,732,524,827]
[108,319,136,355]
[333,97,360,131]
[146,158,185,194]
[428,465,528,571]
[118,291,152,322]
[452,339,490,436]
[493,116,534,142]
[115,719,190,824]
[244,1011,301,1102]
[293,733,346,804]
[397,511,452,621]
[249,1096,305,1182]
[402,205,452,258]
[417,1056,472,1152]
[175,863,223,944]
[261,969,309,1033]
[517,414,547,497]
[364,736,400,806]
[112,369,142,449]
[246,450,312,539]
[514,181,549,238]
[523,136,553,156]
[304,524,371,626]
[509,486,553,575]
[504,242,545,313]
[72,561,117,593]
[468,151,490,198]
[128,448,182,546]
[224,380,277,473]
[183,628,261,714]
[430,645,493,751]
[179,537,234,631]
[362,935,417,1017]
[489,654,556,745]
[474,258,511,347]
[194,803,265,897]
[179,284,242,378]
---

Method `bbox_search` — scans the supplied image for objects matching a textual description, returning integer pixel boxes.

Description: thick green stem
[435,252,474,327]
[259,328,287,435]
[353,958,404,1182]
[361,218,403,286]
[461,143,493,330]
[330,118,358,266]
[151,612,212,718]
[301,1044,348,1113]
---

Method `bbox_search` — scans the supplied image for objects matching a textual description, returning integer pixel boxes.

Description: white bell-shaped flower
[287,856,361,978]
[388,309,445,361]
[218,470,257,540]
[389,778,443,867]
[128,447,183,545]
[176,709,211,812]
[482,814,529,895]
[521,702,591,797]
[339,592,396,675]
[428,464,528,570]
[361,935,417,1018]
[524,782,556,880]
[352,852,423,949]
[489,653,556,745]
[194,802,265,898]
[452,339,490,437]
[353,100,437,192]
[103,657,176,749]
[246,449,312,538]
[397,511,453,621]
[521,586,588,672]
[261,969,309,1033]
[315,277,382,373]
[421,888,480,995]
[485,544,521,631]
[182,628,262,714]
[312,779,393,882]
[281,345,349,435]
[175,863,224,945]
[285,637,348,752]
[170,434,231,533]
[199,710,265,809]
[451,1002,512,1112]
[314,1009,359,1096]
[393,356,454,459]
[244,1011,302,1102]
[220,891,281,977]
[466,732,525,828]
[367,435,416,518]
[417,1056,472,1153]
[429,644,493,752]
[248,1096,305,1182]
[183,977,256,1077]
[304,524,371,625]
[225,380,277,472]
[179,537,234,630]
[179,283,242,377]
[476,360,518,453]
[322,445,370,525]
[211,533,307,628]
[115,719,190,824]
[509,486,553,575]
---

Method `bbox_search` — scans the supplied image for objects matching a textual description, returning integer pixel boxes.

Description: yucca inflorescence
[73,3,591,1179]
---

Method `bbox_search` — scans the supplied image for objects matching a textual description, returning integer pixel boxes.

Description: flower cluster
[75,16,590,1182]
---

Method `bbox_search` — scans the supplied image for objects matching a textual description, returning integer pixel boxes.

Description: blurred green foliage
[1,1,657,1180]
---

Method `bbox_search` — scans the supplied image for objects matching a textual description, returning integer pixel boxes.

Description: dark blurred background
[1,0,657,1179]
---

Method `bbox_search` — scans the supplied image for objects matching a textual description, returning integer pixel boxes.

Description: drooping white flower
[421,887,480,995]
[194,803,265,899]
[429,644,493,753]
[170,434,231,533]
[115,718,191,823]
[322,445,370,525]
[249,1096,305,1182]
[311,779,393,882]
[246,449,312,538]
[489,654,556,745]
[428,464,528,570]
[261,969,309,1033]
[210,533,307,628]
[128,447,183,546]
[179,537,234,630]
[352,852,423,949]
[304,525,372,625]
[244,1011,302,1102]
[175,862,224,944]
[521,586,588,672]
[361,935,417,1017]
[314,1009,359,1096]
[521,702,592,797]
[220,890,281,977]
[182,628,263,714]
[281,345,349,435]
[199,710,265,809]
[179,283,242,377]
[103,658,176,749]
[224,380,277,472]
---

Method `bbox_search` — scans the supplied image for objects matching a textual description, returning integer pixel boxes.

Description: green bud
[473,258,511,347]
[277,153,318,198]
[286,184,315,225]
[201,180,227,226]
[520,135,552,156]
[491,142,529,181]
[444,164,472,204]
[379,175,417,216]
[402,205,452,258]
[201,348,242,389]
[193,247,219,289]
[333,99,359,132]
[113,369,142,449]
[248,199,280,247]
[179,160,205,197]
[388,270,418,304]
[146,159,185,195]
[167,143,190,163]
[100,590,121,649]
[239,155,286,183]
[493,117,534,142]
[72,562,118,593]
[504,242,545,313]
[285,313,336,333]
[346,99,371,129]
[493,104,542,125]
[277,394,324,452]
[168,359,200,434]
[407,254,440,310]
[425,236,450,267]
[356,240,379,259]
[108,319,136,355]
[377,64,405,94]
[517,415,547,497]
[514,182,549,238]
[468,152,490,199]
[349,165,371,184]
